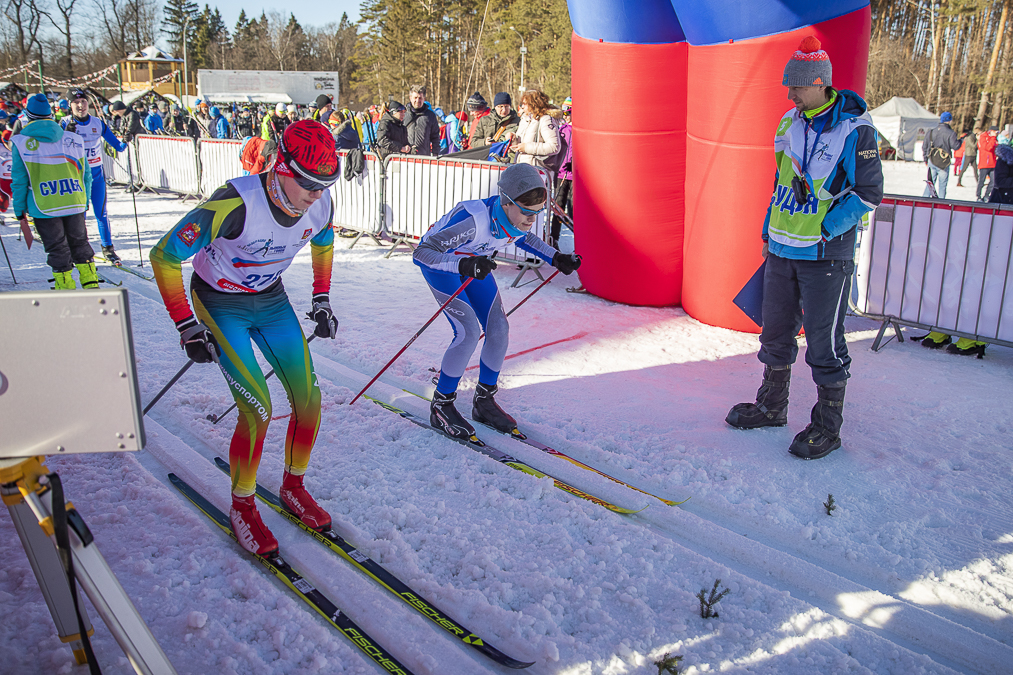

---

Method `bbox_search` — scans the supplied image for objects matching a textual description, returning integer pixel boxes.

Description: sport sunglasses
[281,148,339,191]
[502,192,546,216]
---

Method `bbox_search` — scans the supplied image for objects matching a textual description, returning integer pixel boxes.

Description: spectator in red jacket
[978,126,998,202]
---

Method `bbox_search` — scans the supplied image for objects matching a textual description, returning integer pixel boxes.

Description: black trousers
[977,168,994,201]
[35,212,93,272]
[758,254,854,385]
[550,178,573,243]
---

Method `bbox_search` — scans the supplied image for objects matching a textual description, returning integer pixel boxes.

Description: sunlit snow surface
[1,164,1010,675]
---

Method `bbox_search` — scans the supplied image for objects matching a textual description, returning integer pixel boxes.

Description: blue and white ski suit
[413,195,557,394]
[62,115,127,248]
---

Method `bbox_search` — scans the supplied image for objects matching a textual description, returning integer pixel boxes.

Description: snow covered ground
[1,163,1011,675]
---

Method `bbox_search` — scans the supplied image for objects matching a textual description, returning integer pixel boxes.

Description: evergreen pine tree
[162,0,199,58]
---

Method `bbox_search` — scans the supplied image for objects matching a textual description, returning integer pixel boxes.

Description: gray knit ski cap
[782,35,833,88]
[499,164,544,201]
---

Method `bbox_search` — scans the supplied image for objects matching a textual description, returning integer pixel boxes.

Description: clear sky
[207,0,361,31]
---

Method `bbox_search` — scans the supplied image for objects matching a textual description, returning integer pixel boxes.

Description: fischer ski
[404,389,689,507]
[364,395,644,515]
[212,457,534,670]
[168,474,417,675]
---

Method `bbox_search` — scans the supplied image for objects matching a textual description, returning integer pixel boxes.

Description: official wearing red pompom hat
[725,37,884,461]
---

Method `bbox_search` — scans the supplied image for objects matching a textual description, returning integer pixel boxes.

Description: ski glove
[552,251,582,275]
[459,255,497,280]
[178,318,219,364]
[307,293,338,339]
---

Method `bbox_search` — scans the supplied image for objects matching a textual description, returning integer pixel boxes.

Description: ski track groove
[108,243,1009,675]
[308,350,1010,675]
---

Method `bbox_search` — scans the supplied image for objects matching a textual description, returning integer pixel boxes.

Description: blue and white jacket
[762,89,884,261]
[413,196,556,273]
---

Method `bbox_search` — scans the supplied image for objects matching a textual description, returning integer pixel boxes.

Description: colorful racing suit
[151,172,334,496]
[62,114,127,247]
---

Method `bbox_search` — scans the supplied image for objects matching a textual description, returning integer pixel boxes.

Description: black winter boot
[789,380,846,460]
[430,390,476,441]
[101,245,121,265]
[725,365,790,429]
[472,383,521,435]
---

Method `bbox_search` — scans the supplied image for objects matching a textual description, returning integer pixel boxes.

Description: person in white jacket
[509,89,560,175]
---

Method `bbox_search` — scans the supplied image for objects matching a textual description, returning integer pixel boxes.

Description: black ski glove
[178,317,219,364]
[307,293,338,339]
[552,251,582,275]
[459,255,497,280]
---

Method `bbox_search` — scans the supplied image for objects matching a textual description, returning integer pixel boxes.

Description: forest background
[0,0,1011,131]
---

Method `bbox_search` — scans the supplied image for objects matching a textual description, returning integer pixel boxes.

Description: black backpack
[926,129,951,169]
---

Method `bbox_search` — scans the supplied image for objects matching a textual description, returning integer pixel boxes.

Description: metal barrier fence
[854,195,1013,350]
[135,135,200,197]
[102,145,134,185]
[382,154,553,268]
[198,138,243,197]
[331,149,382,236]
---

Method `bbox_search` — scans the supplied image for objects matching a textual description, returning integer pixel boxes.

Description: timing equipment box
[0,289,145,458]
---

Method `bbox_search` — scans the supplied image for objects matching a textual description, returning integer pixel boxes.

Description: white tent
[870,97,939,161]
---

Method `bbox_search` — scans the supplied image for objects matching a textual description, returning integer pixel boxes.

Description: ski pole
[126,142,144,266]
[143,359,194,415]
[350,277,475,405]
[0,230,16,283]
[479,269,560,339]
[207,334,318,424]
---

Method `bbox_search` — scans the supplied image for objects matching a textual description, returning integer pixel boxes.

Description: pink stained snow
[0,162,1010,675]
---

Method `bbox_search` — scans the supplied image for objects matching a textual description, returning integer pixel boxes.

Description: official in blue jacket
[211,106,230,139]
[726,37,884,460]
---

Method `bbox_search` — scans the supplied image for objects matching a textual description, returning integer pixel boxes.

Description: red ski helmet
[277,119,339,191]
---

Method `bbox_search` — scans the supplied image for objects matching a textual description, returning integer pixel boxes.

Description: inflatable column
[566,1,872,332]
[568,1,688,307]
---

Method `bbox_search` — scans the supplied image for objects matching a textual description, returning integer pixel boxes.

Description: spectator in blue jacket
[143,105,164,134]
[210,106,230,139]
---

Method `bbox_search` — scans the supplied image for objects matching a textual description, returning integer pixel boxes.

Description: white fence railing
[198,138,243,197]
[854,195,1013,349]
[102,137,556,274]
[135,135,200,196]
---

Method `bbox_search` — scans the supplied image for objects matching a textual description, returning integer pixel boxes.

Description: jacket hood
[811,89,867,131]
[22,119,63,143]
[996,143,1013,164]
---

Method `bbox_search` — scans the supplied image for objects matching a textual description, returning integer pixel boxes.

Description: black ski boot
[789,380,846,460]
[472,383,520,435]
[430,390,476,441]
[101,245,121,265]
[725,365,790,429]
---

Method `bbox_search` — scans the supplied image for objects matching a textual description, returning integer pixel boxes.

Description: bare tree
[5,0,44,64]
[40,0,77,77]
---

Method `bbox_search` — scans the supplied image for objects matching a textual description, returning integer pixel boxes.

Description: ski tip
[661,496,691,507]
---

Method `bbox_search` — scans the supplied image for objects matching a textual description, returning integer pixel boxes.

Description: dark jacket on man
[122,110,145,142]
[491,109,520,142]
[923,122,961,169]
[405,104,441,156]
[989,143,1013,205]
[376,111,409,161]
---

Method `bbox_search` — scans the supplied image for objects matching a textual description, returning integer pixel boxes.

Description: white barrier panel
[330,150,382,234]
[136,135,199,196]
[102,145,134,185]
[856,196,1013,345]
[383,155,551,261]
[198,138,243,197]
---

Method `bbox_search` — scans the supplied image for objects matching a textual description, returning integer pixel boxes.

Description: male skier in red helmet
[151,120,340,555]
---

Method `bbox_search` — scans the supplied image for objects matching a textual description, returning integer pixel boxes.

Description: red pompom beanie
[783,36,833,88]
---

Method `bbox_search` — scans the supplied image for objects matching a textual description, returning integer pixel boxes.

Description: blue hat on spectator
[58,99,69,110]
[195,98,202,105]
[493,92,511,107]
[210,106,220,117]
[0,110,8,121]
[940,111,952,123]
[24,93,52,120]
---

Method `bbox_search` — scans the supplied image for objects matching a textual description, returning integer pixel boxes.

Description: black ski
[364,395,644,515]
[167,473,416,675]
[212,457,534,669]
